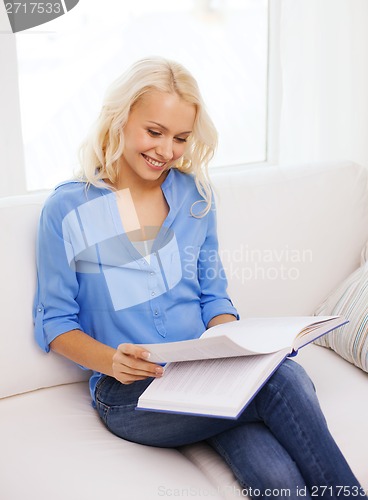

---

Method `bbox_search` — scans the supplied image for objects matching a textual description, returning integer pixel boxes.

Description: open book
[136,316,347,419]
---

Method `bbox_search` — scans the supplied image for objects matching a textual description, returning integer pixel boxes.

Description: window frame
[212,0,282,175]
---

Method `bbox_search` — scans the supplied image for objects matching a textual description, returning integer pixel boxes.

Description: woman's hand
[112,343,164,384]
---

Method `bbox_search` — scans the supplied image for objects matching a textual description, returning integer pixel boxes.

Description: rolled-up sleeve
[198,200,239,327]
[33,196,82,352]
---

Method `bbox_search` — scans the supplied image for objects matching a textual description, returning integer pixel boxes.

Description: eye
[147,129,161,137]
[175,137,188,143]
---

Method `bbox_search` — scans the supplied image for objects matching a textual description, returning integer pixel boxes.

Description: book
[136,316,347,419]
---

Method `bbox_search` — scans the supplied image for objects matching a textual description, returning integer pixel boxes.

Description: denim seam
[94,374,110,399]
[95,399,110,424]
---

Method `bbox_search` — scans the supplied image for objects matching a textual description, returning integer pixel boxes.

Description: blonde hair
[78,57,217,216]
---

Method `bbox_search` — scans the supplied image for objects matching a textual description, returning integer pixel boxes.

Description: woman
[34,57,364,497]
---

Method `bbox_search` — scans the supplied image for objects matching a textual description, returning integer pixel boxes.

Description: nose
[155,138,174,161]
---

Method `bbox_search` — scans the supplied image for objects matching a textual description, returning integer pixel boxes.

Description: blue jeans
[95,359,364,499]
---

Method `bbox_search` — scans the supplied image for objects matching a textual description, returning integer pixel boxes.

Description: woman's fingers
[117,342,152,361]
[112,343,164,384]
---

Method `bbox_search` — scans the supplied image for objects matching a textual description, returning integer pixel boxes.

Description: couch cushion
[212,161,368,317]
[0,382,223,500]
[180,442,244,499]
[314,242,368,372]
[0,193,90,399]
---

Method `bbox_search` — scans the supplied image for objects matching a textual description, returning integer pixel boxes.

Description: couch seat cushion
[0,382,223,500]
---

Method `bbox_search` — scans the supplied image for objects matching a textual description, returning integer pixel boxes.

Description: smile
[142,154,166,169]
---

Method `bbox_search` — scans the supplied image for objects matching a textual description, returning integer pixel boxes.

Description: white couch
[1,161,367,499]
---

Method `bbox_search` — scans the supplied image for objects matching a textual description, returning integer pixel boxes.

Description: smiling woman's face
[118,90,196,187]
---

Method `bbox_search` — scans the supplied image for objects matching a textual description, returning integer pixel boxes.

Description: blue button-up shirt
[34,168,239,401]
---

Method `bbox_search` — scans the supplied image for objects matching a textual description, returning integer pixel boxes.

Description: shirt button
[150,272,154,276]
[154,310,158,316]
[38,308,42,312]
[151,291,156,297]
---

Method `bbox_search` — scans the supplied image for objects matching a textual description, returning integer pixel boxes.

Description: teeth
[143,154,165,167]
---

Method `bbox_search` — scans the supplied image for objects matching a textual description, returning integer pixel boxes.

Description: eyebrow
[146,121,192,135]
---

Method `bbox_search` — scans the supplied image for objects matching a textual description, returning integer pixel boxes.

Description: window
[15,0,269,191]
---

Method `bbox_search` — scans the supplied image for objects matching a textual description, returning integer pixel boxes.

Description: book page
[140,335,263,364]
[140,316,343,363]
[292,316,348,351]
[137,349,288,418]
[203,316,341,352]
